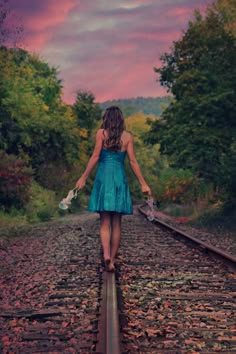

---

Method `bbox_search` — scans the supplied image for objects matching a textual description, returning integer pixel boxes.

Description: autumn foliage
[155,169,205,204]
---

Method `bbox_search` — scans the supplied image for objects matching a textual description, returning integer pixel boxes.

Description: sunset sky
[9,0,209,103]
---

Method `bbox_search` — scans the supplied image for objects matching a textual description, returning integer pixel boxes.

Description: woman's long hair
[101,106,125,151]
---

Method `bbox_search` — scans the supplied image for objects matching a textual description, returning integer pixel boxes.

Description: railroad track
[138,204,236,273]
[1,210,235,353]
[96,206,236,354]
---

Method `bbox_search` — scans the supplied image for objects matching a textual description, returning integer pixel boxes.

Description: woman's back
[102,129,131,152]
[88,135,133,214]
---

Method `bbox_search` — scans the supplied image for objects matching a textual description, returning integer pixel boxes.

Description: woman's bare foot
[104,257,111,270]
[107,261,115,272]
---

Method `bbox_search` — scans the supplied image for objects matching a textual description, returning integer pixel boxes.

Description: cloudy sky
[9,0,209,103]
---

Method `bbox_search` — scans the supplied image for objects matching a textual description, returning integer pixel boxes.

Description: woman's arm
[127,135,151,195]
[75,129,103,190]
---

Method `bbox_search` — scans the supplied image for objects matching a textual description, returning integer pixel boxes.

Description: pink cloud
[9,0,209,102]
[25,1,77,31]
[10,0,78,51]
[60,49,166,103]
[166,6,194,18]
[130,29,182,42]
[112,42,138,54]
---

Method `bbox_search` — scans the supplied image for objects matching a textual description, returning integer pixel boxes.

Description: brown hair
[101,106,125,151]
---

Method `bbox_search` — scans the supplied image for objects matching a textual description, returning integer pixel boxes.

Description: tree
[214,0,236,35]
[100,96,171,117]
[0,47,81,175]
[73,90,102,139]
[146,2,236,199]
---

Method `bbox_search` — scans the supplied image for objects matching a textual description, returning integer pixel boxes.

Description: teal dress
[88,148,133,215]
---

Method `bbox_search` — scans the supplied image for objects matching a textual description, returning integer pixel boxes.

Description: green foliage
[161,204,195,218]
[0,181,58,226]
[0,208,26,230]
[126,112,152,136]
[0,46,100,215]
[0,47,81,174]
[194,200,236,231]
[25,181,57,222]
[73,90,102,146]
[146,4,236,200]
[36,208,53,222]
[213,0,236,35]
[73,90,102,156]
[0,150,32,210]
[100,96,171,117]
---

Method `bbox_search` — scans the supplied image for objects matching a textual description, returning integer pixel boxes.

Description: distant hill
[99,96,172,117]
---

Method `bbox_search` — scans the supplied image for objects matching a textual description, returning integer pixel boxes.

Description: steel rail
[138,204,236,272]
[96,271,121,354]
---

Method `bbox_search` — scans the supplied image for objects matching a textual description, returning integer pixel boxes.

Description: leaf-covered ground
[149,207,236,258]
[118,212,236,353]
[0,213,102,353]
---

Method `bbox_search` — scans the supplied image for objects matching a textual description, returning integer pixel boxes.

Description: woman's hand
[141,183,152,196]
[75,176,86,190]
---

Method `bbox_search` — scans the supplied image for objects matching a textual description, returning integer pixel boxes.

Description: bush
[25,181,57,222]
[36,162,71,192]
[0,209,26,230]
[0,151,32,210]
[194,201,236,231]
[37,207,53,222]
[155,168,209,204]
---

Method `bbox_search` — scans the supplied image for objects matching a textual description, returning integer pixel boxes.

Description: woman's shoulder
[122,130,132,137]
[122,130,133,141]
[121,131,133,150]
[96,129,106,137]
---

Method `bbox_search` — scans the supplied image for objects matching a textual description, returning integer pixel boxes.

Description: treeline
[100,96,171,117]
[144,0,236,207]
[0,46,101,214]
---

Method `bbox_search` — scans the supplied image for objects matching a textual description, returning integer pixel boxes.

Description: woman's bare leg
[110,212,122,264]
[99,212,112,261]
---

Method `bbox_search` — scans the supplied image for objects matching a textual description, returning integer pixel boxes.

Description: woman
[76,106,151,271]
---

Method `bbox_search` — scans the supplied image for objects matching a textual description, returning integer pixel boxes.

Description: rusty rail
[97,271,121,354]
[138,204,236,272]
